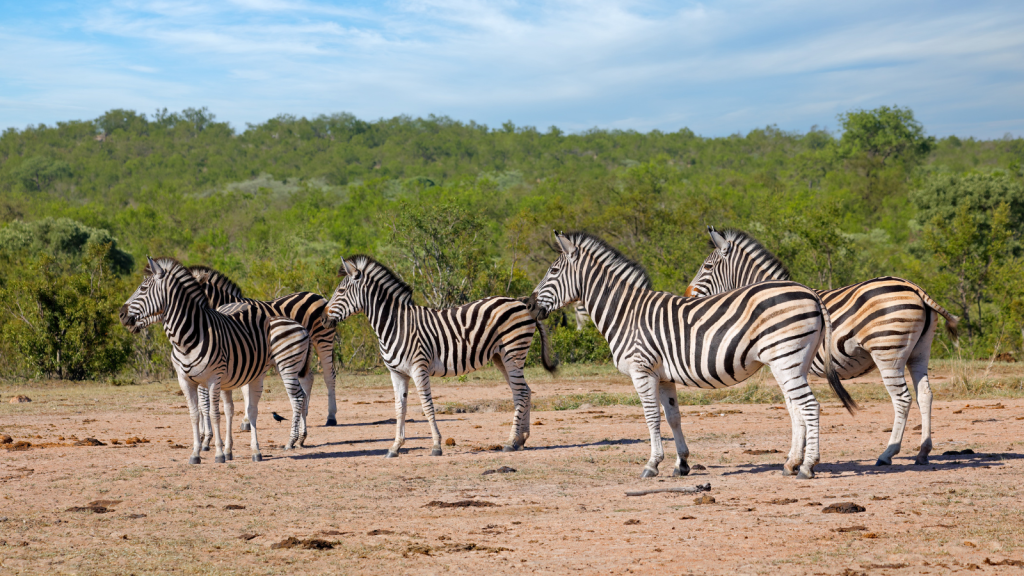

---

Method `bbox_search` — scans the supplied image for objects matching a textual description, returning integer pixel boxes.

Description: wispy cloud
[0,0,1022,137]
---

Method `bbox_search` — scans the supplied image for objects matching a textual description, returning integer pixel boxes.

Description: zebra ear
[339,259,360,279]
[709,228,730,254]
[147,257,163,276]
[554,232,577,256]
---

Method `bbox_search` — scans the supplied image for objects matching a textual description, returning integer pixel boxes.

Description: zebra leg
[495,353,531,452]
[774,368,821,479]
[242,378,263,462]
[876,365,912,466]
[239,384,252,432]
[179,374,203,465]
[659,382,689,476]
[779,395,804,476]
[319,344,338,427]
[221,389,234,461]
[208,380,228,464]
[908,338,935,465]
[386,371,411,458]
[412,370,444,457]
[631,370,664,478]
[198,385,212,452]
[282,372,307,450]
[298,370,314,447]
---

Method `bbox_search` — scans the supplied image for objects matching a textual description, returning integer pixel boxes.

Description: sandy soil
[2,366,1024,575]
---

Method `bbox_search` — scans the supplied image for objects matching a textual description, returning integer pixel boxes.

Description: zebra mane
[563,232,653,290]
[188,265,245,299]
[714,229,792,280]
[143,257,210,307]
[342,255,414,305]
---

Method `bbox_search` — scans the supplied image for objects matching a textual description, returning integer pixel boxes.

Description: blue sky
[1,1,1022,138]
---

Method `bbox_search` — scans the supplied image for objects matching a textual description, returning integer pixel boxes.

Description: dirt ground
[2,363,1024,575]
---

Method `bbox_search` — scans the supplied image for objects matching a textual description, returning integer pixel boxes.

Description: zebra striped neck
[717,229,790,285]
[153,261,214,351]
[564,233,652,335]
[189,265,245,309]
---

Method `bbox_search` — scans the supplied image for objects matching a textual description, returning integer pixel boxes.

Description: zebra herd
[119,227,957,479]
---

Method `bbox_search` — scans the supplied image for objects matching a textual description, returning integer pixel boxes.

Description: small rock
[224,504,245,510]
[9,395,31,404]
[694,494,716,505]
[445,438,456,446]
[822,502,865,514]
[239,533,258,541]
[624,519,640,525]
[75,438,106,446]
[0,435,12,444]
[691,464,707,471]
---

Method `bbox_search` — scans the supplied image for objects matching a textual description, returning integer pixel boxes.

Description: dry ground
[2,361,1024,575]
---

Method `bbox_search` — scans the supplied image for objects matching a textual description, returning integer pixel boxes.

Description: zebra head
[120,257,172,334]
[684,226,732,297]
[323,258,363,329]
[530,231,583,320]
[189,265,244,309]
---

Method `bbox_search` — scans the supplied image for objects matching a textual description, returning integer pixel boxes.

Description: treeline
[0,105,1022,381]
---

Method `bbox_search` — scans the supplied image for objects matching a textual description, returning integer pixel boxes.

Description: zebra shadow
[519,438,648,451]
[323,418,462,428]
[287,442,437,460]
[718,452,1019,477]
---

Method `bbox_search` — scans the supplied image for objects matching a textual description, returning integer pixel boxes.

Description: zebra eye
[550,267,560,275]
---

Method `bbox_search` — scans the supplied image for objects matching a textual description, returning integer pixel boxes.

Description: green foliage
[838,105,934,165]
[0,217,134,274]
[1,105,1023,378]
[0,245,134,380]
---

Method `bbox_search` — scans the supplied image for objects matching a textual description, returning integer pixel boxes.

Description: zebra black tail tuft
[536,320,559,373]
[812,290,858,416]
[944,315,960,341]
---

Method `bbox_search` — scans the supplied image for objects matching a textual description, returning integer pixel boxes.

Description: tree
[913,172,1024,250]
[838,105,934,166]
[382,200,486,308]
[13,156,72,192]
[921,202,1011,338]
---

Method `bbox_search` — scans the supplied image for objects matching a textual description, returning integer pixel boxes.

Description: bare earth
[2,365,1024,575]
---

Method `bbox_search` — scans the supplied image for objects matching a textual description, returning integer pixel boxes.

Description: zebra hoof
[781,467,796,476]
[252,454,262,462]
[431,447,443,457]
[201,446,211,452]
[215,455,226,463]
[225,453,233,461]
[874,458,891,467]
[501,444,517,453]
[385,450,399,459]
[326,418,337,427]
[238,423,251,432]
[913,456,929,466]
[188,456,201,465]
[640,467,659,478]
[796,468,814,480]
[672,464,690,477]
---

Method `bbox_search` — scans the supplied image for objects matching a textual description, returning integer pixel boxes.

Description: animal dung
[482,466,517,475]
[822,502,866,514]
[694,494,716,505]
[8,395,31,404]
[445,438,456,446]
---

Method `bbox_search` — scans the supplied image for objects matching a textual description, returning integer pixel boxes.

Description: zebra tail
[901,279,960,341]
[536,320,559,373]
[812,290,858,416]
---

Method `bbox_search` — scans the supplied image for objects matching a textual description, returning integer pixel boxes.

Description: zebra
[686,226,960,465]
[530,231,856,479]
[120,257,312,463]
[321,255,557,457]
[188,265,339,428]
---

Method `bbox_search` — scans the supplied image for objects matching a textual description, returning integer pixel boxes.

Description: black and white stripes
[323,255,557,457]
[531,232,856,479]
[687,226,960,465]
[120,257,311,463]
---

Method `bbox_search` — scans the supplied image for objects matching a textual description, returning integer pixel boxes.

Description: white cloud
[1,0,1022,137]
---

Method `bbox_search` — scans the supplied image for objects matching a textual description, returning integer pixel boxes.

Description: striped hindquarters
[811,277,942,378]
